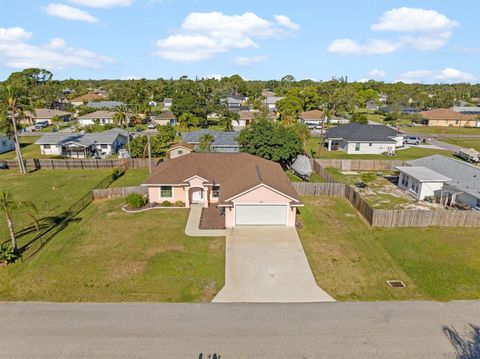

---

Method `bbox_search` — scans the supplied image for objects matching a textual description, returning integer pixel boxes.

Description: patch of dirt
[208,238,224,252]
[200,280,218,301]
[144,244,185,258]
[110,261,146,281]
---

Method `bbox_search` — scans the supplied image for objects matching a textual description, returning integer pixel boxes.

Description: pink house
[142,152,303,227]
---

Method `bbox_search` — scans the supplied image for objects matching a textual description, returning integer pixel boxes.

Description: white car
[403,136,421,145]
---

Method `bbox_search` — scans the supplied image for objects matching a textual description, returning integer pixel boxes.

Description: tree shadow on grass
[443,324,480,359]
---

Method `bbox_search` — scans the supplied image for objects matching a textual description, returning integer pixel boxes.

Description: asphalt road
[1,301,479,358]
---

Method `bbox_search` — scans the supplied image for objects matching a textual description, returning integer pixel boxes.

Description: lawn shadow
[443,324,480,359]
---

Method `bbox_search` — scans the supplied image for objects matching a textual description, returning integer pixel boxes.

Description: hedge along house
[142,152,303,227]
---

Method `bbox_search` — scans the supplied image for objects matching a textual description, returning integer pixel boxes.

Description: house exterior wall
[148,186,185,204]
[0,137,14,154]
[224,186,297,228]
[78,118,113,126]
[345,141,396,155]
[425,119,478,127]
[169,147,192,159]
[455,192,479,208]
[40,144,63,156]
[398,172,445,200]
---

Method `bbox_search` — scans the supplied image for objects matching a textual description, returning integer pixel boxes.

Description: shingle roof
[452,106,480,114]
[78,111,115,119]
[152,111,176,120]
[169,142,195,151]
[421,108,476,120]
[406,155,480,199]
[238,110,256,120]
[87,101,125,109]
[71,93,103,102]
[25,109,71,119]
[326,123,399,142]
[395,166,451,182]
[35,128,127,147]
[143,152,301,204]
[299,110,325,120]
[183,129,240,147]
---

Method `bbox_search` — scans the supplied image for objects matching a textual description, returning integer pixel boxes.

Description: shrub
[161,200,172,207]
[174,200,185,207]
[126,193,146,209]
[111,168,123,181]
[0,243,21,265]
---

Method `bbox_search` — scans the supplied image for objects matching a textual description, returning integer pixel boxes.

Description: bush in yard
[126,193,146,209]
[161,200,171,207]
[0,243,21,265]
[174,200,185,207]
[360,172,377,187]
[111,168,123,181]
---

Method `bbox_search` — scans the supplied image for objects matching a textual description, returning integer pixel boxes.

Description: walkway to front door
[213,227,335,303]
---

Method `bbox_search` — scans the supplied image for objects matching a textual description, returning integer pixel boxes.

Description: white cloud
[368,69,386,78]
[329,7,457,55]
[0,26,113,70]
[68,0,132,7]
[44,3,98,22]
[154,11,299,62]
[327,38,401,55]
[371,7,458,33]
[274,15,300,31]
[399,68,475,83]
[234,55,268,66]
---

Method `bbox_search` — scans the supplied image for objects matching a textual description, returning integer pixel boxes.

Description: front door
[192,189,204,203]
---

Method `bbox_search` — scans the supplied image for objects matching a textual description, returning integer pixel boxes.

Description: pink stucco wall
[148,186,186,205]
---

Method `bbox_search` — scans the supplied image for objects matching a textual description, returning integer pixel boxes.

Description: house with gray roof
[77,111,116,126]
[325,123,403,155]
[36,128,128,158]
[396,155,480,209]
[86,101,125,109]
[183,129,240,153]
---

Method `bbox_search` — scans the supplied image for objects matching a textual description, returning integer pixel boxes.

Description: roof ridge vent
[255,165,263,182]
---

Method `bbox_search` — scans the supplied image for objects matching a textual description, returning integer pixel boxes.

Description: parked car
[0,161,8,170]
[403,136,421,145]
[147,122,156,129]
[455,148,480,163]
[34,120,49,130]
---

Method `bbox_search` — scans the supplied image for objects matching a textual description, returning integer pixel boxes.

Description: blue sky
[1,0,479,83]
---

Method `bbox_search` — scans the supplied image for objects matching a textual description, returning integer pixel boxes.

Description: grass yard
[443,138,480,151]
[317,146,454,160]
[0,199,224,302]
[286,170,324,183]
[298,196,480,301]
[110,169,149,187]
[0,169,113,246]
[400,126,480,135]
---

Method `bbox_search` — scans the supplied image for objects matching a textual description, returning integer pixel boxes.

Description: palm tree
[6,88,33,174]
[0,191,37,253]
[113,105,131,153]
[51,115,62,130]
[199,133,215,152]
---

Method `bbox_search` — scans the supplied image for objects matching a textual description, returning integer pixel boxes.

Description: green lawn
[400,126,480,135]
[0,198,224,302]
[110,169,149,187]
[298,196,480,301]
[443,138,480,151]
[286,170,324,183]
[317,146,454,160]
[0,169,113,247]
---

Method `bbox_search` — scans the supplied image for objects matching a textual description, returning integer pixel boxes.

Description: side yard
[298,196,480,301]
[443,138,480,151]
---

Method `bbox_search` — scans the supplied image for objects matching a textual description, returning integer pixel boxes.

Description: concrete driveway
[213,227,334,303]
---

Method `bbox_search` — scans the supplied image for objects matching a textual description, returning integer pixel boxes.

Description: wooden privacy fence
[92,186,147,199]
[291,182,347,197]
[315,159,405,171]
[3,158,162,170]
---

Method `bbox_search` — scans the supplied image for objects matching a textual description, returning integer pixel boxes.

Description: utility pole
[147,133,152,174]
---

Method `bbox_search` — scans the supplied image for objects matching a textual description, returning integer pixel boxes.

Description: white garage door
[235,205,287,226]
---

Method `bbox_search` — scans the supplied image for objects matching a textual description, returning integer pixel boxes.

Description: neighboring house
[162,98,173,109]
[225,95,247,112]
[0,136,15,154]
[328,116,350,125]
[379,105,420,114]
[142,152,303,227]
[183,129,240,153]
[264,96,284,111]
[299,110,326,127]
[325,123,403,155]
[36,128,128,158]
[24,109,72,125]
[86,101,125,109]
[70,93,104,107]
[168,142,194,159]
[452,106,480,116]
[420,108,478,127]
[234,110,256,129]
[77,111,115,126]
[150,111,177,126]
[396,155,480,209]
[261,90,276,98]
[366,100,378,111]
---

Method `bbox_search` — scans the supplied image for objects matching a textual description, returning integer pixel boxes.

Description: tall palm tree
[113,105,131,153]
[6,88,33,174]
[0,191,37,253]
[199,133,214,152]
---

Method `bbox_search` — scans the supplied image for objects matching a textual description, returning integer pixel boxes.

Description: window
[410,180,419,194]
[43,144,51,149]
[101,144,108,149]
[160,186,173,198]
[1,141,6,147]
[355,143,360,151]
[212,185,220,198]
[369,143,373,147]
[401,174,409,187]
[178,150,183,155]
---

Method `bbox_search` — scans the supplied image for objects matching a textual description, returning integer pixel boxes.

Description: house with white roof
[396,155,480,209]
[77,111,115,126]
[36,128,128,158]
